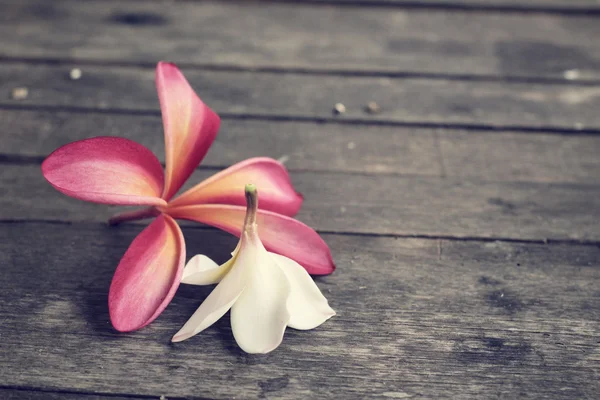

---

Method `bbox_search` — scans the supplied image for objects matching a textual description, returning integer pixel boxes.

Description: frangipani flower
[42,62,335,332]
[172,184,335,354]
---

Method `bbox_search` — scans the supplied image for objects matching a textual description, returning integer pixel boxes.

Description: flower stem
[244,184,258,228]
[108,207,160,226]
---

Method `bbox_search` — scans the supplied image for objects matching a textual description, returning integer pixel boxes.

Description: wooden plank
[0,223,598,399]
[2,1,600,79]
[2,109,600,185]
[291,0,600,12]
[0,109,442,178]
[3,63,600,131]
[3,224,599,334]
[3,163,600,241]
[437,130,600,184]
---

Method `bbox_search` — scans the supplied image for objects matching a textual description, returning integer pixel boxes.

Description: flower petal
[230,244,291,354]
[270,252,335,330]
[171,250,247,342]
[168,158,303,216]
[181,254,235,285]
[156,61,221,201]
[109,215,185,332]
[167,205,336,275]
[42,137,166,206]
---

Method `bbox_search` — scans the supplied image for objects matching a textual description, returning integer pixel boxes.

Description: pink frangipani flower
[42,62,335,332]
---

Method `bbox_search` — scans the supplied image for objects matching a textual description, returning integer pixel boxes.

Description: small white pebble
[333,103,346,115]
[347,141,356,150]
[159,396,167,400]
[340,206,346,213]
[574,122,584,130]
[277,155,290,164]
[70,68,82,80]
[563,69,580,80]
[11,87,28,100]
[364,101,381,114]
[359,286,367,290]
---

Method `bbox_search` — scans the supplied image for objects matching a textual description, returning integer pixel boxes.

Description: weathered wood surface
[4,63,600,131]
[3,109,600,185]
[0,389,148,400]
[291,0,600,12]
[0,223,598,399]
[3,1,600,79]
[437,130,600,184]
[2,0,600,399]
[4,163,600,242]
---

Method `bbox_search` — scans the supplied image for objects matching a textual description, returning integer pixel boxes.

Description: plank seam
[3,103,600,136]
[2,219,599,246]
[46,0,600,16]
[0,385,199,400]
[255,0,600,16]
[4,153,599,188]
[2,56,600,85]
[0,375,594,395]
[5,309,600,340]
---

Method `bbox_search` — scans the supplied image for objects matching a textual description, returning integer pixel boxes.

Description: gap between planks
[0,386,182,400]
[1,219,600,247]
[2,56,600,86]
[3,103,600,137]
[3,152,600,188]
[42,0,600,15]
[246,0,600,15]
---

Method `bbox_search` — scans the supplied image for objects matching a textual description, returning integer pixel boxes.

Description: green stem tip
[244,184,258,227]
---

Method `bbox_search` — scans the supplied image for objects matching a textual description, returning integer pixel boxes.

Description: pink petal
[168,205,335,275]
[168,158,303,216]
[109,214,185,332]
[156,62,221,201]
[42,137,166,206]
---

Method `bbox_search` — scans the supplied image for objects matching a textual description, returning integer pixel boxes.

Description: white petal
[182,254,235,285]
[230,245,291,354]
[270,252,335,330]
[172,254,247,342]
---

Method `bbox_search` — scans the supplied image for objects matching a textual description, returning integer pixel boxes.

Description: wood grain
[0,222,598,399]
[3,109,600,185]
[0,389,152,400]
[2,1,600,79]
[2,1,599,398]
[3,163,600,242]
[437,129,600,184]
[3,63,600,131]
[0,109,443,178]
[288,0,600,11]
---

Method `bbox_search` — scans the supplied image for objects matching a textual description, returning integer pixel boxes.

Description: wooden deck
[1,0,599,398]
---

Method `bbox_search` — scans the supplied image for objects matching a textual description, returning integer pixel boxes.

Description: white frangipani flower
[172,184,335,353]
